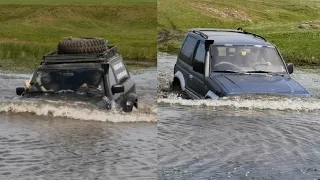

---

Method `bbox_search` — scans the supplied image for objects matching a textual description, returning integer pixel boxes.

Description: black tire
[57,38,106,54]
[171,78,190,99]
[123,105,133,113]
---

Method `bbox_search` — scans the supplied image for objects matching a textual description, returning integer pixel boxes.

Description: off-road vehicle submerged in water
[172,28,310,99]
[16,38,138,112]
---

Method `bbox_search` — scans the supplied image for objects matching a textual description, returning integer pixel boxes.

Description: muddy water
[0,68,157,179]
[158,53,320,179]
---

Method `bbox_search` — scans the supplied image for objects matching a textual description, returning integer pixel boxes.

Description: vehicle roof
[188,28,274,46]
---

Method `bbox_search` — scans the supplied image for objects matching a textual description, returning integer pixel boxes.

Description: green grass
[0,0,155,5]
[158,0,320,65]
[0,1,156,71]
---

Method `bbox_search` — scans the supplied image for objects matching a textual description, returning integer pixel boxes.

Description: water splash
[158,94,320,111]
[0,100,156,122]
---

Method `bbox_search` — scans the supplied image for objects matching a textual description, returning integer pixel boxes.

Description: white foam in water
[0,100,156,122]
[158,94,320,111]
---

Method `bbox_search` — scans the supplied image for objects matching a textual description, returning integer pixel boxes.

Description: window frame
[192,40,206,66]
[179,35,198,65]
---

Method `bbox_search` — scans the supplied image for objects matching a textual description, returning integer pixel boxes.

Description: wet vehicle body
[16,45,138,112]
[172,28,310,99]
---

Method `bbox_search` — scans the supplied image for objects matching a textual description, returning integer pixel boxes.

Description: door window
[193,42,206,64]
[180,36,198,65]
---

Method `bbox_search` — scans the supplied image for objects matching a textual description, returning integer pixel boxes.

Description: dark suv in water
[172,28,310,99]
[16,38,138,112]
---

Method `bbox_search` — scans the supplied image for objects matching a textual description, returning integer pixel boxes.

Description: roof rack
[189,28,268,42]
[41,46,119,65]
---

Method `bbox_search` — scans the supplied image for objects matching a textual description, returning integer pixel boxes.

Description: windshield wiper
[245,70,284,76]
[246,70,270,73]
[213,70,245,74]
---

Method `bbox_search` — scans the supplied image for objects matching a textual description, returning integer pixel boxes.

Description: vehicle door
[189,41,208,97]
[176,35,198,92]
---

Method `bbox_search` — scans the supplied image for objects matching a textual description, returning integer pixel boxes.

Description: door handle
[189,74,193,79]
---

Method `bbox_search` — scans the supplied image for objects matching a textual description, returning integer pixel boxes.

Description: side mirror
[101,64,109,75]
[287,63,294,74]
[102,63,109,69]
[16,87,25,95]
[111,84,124,94]
[193,61,204,74]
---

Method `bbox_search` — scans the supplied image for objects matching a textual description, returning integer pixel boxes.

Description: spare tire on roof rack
[57,37,107,54]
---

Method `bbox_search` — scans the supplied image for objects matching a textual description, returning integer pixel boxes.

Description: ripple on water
[157,53,320,179]
[158,106,320,179]
[0,113,157,179]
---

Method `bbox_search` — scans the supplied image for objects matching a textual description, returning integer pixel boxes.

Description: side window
[180,36,198,65]
[193,42,206,64]
[111,60,129,84]
[107,66,120,100]
[108,66,117,87]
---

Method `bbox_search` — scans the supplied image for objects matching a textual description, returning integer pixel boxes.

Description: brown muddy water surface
[0,68,157,180]
[158,53,320,180]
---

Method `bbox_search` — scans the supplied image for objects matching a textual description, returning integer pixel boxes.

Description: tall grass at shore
[0,1,156,70]
[158,0,320,65]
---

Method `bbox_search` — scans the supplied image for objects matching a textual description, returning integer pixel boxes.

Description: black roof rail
[41,46,119,65]
[190,30,209,39]
[192,28,242,33]
[189,28,268,42]
[242,30,267,42]
[237,27,267,42]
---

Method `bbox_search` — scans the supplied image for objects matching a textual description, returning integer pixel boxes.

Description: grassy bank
[0,1,156,70]
[0,0,155,5]
[158,0,320,65]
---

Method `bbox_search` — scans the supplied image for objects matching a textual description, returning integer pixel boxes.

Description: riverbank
[158,0,320,65]
[0,0,156,70]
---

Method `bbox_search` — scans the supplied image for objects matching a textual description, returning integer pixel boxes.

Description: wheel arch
[173,71,186,91]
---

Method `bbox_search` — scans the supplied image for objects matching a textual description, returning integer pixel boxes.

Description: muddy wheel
[123,105,133,113]
[57,37,106,54]
[171,78,190,99]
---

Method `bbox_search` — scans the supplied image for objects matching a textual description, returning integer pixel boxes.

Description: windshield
[28,68,104,94]
[210,45,287,74]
